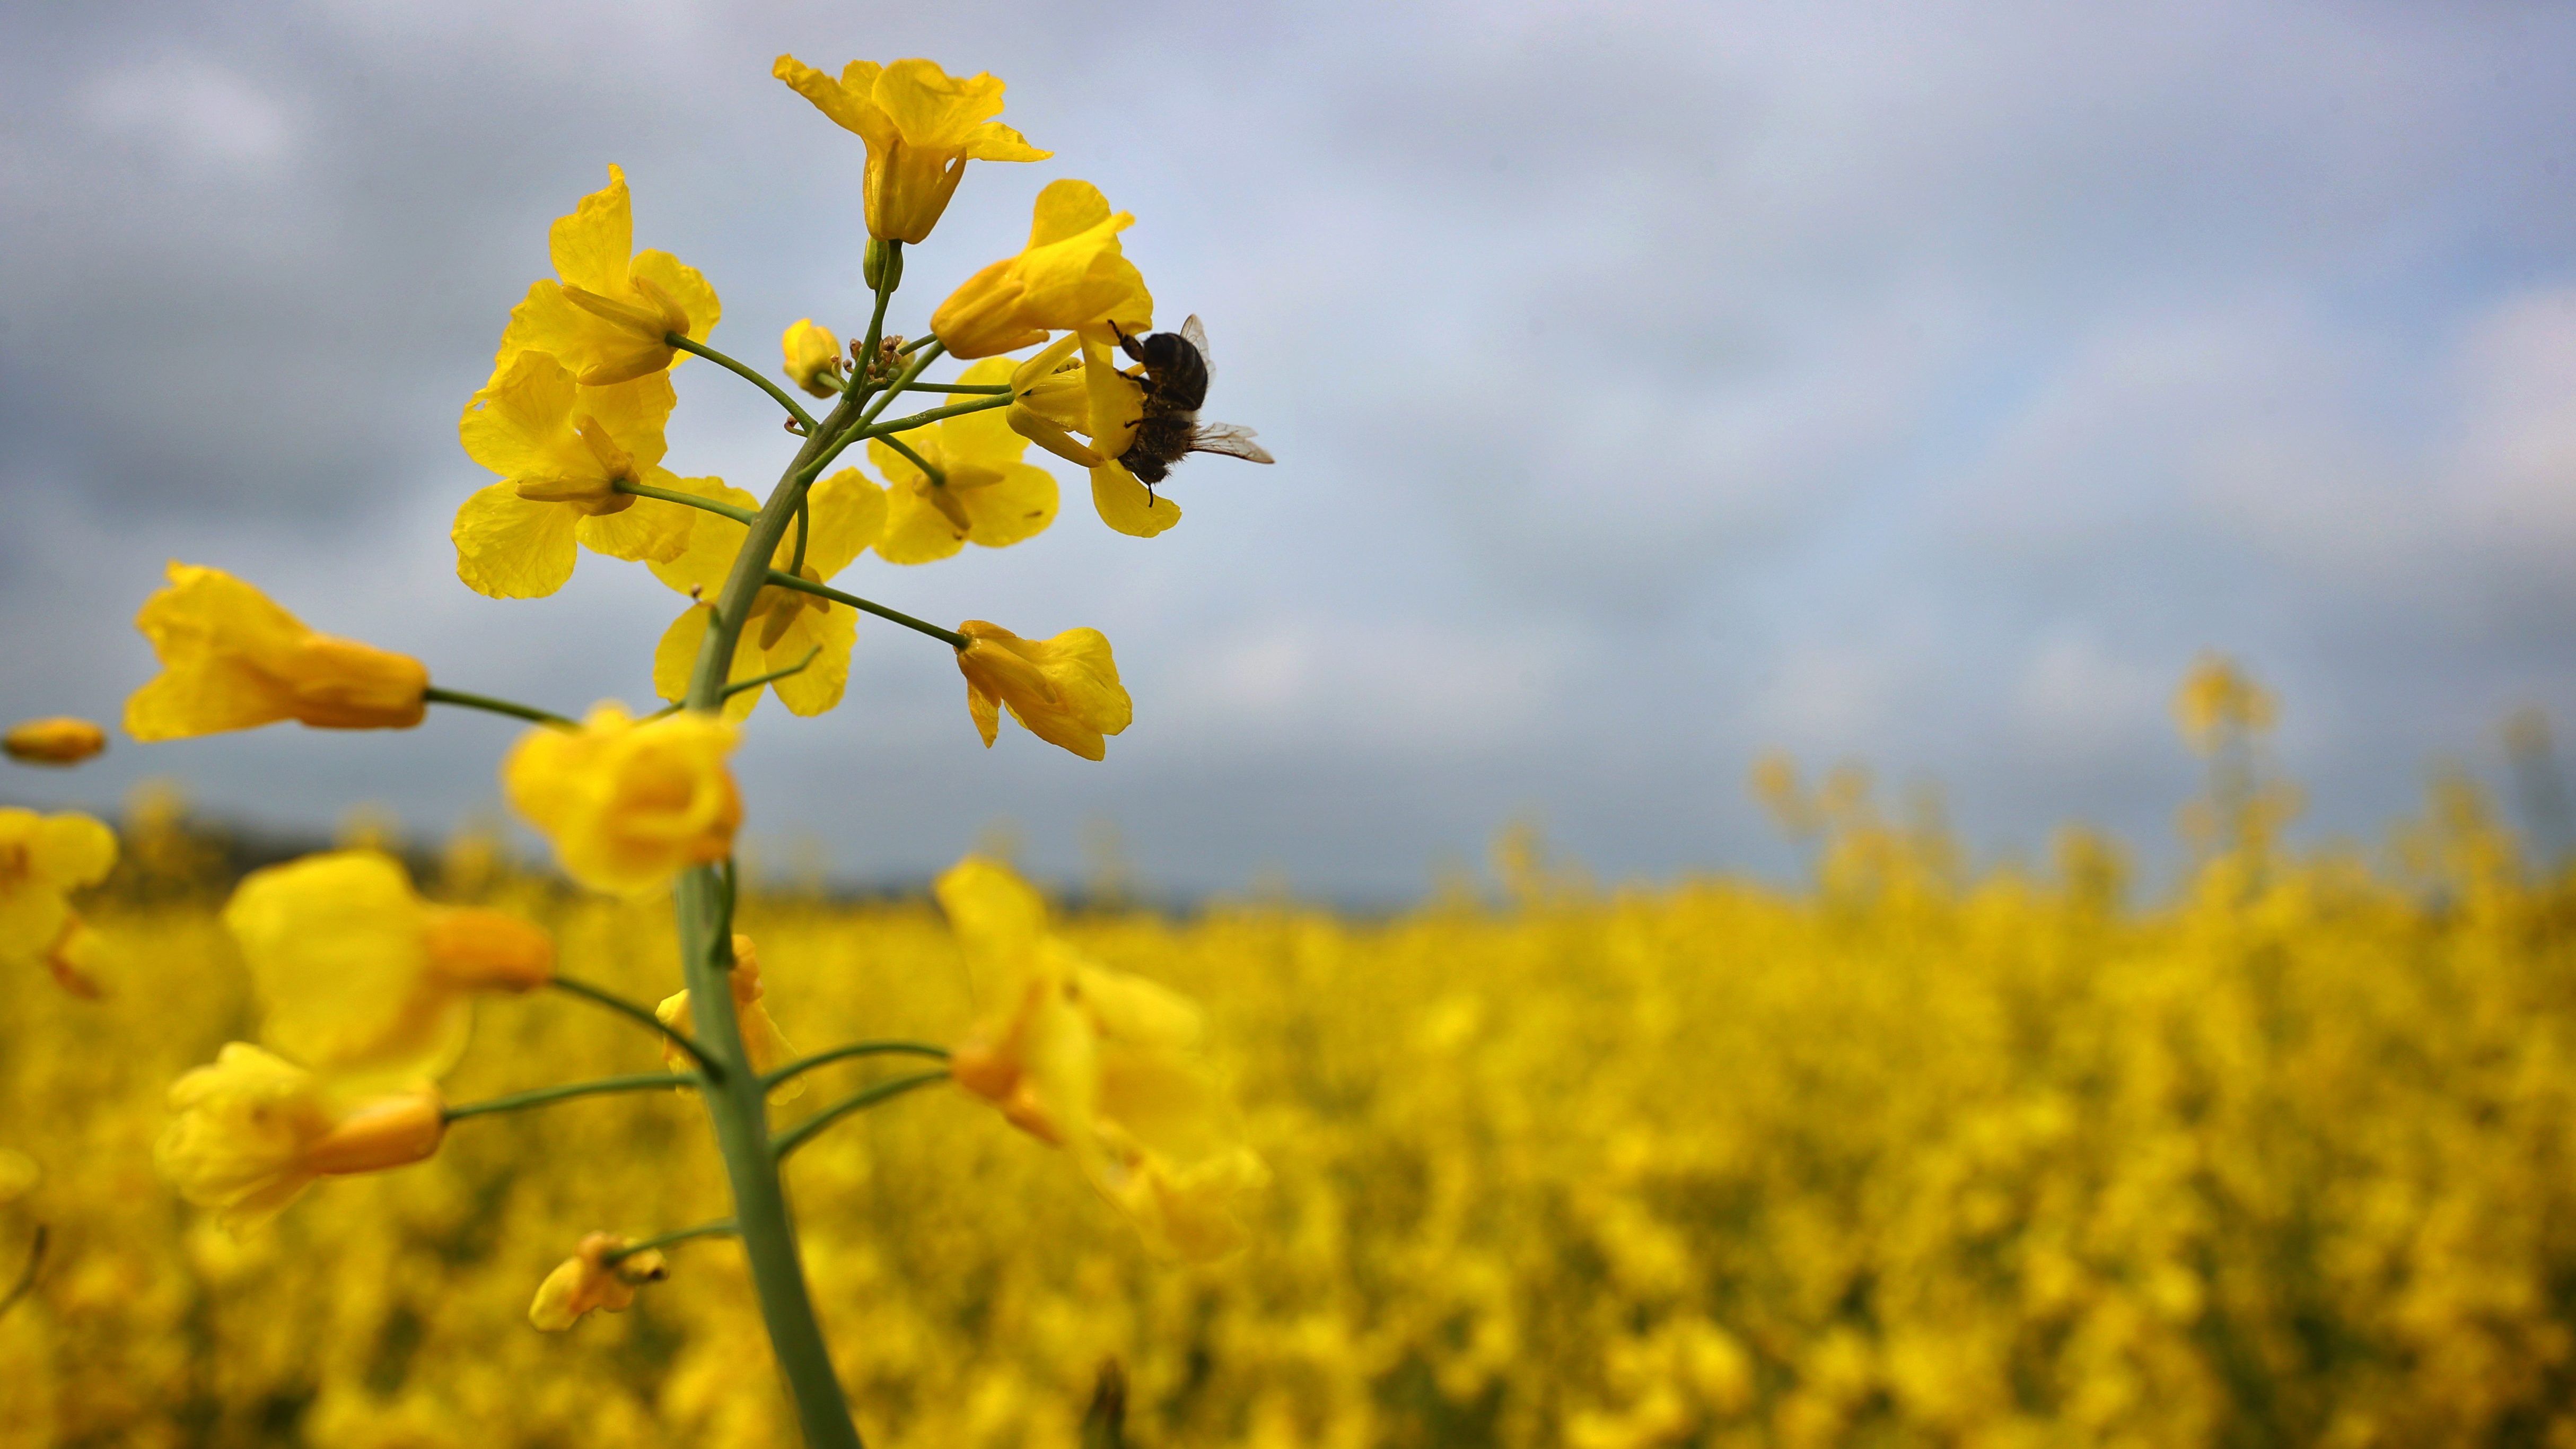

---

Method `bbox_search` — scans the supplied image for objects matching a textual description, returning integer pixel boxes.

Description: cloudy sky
[4,0,2573,897]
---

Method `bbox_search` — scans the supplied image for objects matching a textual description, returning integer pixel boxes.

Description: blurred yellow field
[7,752,2574,1448]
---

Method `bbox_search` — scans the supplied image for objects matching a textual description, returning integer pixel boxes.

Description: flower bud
[4,717,106,766]
[863,237,904,292]
[301,1088,446,1176]
[781,319,844,398]
[423,909,556,993]
[529,1231,667,1331]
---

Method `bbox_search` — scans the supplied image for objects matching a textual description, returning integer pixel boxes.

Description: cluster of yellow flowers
[7,750,2575,1445]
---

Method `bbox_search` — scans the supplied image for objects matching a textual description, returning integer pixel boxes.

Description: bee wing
[1181,315,1211,385]
[1188,422,1274,464]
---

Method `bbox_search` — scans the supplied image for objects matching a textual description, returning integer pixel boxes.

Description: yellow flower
[654,934,803,1101]
[43,916,112,999]
[996,333,1181,540]
[930,180,1153,359]
[870,357,1060,564]
[529,1232,668,1331]
[0,808,116,976]
[224,850,554,1088]
[154,1044,445,1232]
[503,705,740,897]
[126,563,428,740]
[4,717,107,766]
[453,352,694,599]
[491,165,721,386]
[953,621,1132,761]
[2175,652,2277,754]
[772,55,1049,243]
[938,856,1261,1260]
[646,468,888,719]
[782,318,845,398]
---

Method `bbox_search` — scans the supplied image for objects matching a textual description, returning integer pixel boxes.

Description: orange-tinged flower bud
[126,563,427,741]
[423,909,555,993]
[154,1044,445,1232]
[953,621,1132,761]
[1,807,117,973]
[4,717,107,766]
[931,180,1153,359]
[529,1232,668,1331]
[503,704,741,896]
[782,319,844,398]
[300,1088,445,1175]
[656,935,803,1099]
[773,55,1050,243]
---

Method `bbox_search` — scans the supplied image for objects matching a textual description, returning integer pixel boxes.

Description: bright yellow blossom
[4,717,106,766]
[528,1232,669,1331]
[647,469,887,719]
[126,563,428,740]
[938,856,1262,1260]
[154,1044,445,1232]
[655,935,803,1101]
[870,357,1059,564]
[0,808,115,979]
[503,705,740,897]
[225,850,554,1088]
[491,165,720,386]
[930,179,1153,359]
[781,318,844,398]
[953,620,1131,761]
[997,332,1180,539]
[772,55,1049,243]
[453,353,693,599]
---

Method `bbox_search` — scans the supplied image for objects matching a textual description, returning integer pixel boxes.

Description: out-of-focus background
[7,0,2574,896]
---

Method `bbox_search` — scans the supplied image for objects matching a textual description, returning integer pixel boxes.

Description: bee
[1112,315,1275,498]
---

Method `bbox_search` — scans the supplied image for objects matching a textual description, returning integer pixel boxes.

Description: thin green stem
[668,332,818,434]
[772,1070,950,1159]
[790,491,811,573]
[550,976,724,1078]
[855,392,1014,440]
[856,342,945,427]
[422,686,574,729]
[603,1218,738,1264]
[724,646,822,700]
[876,431,945,486]
[852,243,899,399]
[616,478,759,526]
[764,1040,951,1091]
[891,382,1013,395]
[764,571,970,650]
[443,1072,695,1123]
[898,333,939,355]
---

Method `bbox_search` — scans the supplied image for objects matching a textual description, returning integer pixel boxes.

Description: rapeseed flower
[646,468,887,718]
[224,850,554,1088]
[2175,652,2277,753]
[870,358,1059,564]
[0,807,115,979]
[503,705,740,897]
[126,563,427,740]
[491,165,720,386]
[4,717,106,766]
[996,333,1180,539]
[528,1232,669,1331]
[154,1044,445,1232]
[930,180,1152,359]
[938,856,1261,1259]
[952,620,1131,761]
[453,353,691,599]
[771,56,1049,243]
[781,319,844,398]
[655,934,801,1099]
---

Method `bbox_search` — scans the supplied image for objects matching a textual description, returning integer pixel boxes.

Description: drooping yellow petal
[548,164,634,295]
[801,467,889,579]
[765,604,857,718]
[127,563,429,739]
[453,483,582,599]
[575,467,696,564]
[1090,462,1182,538]
[952,621,1132,760]
[653,606,761,722]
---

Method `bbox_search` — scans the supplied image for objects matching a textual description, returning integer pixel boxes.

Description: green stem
[764,571,970,650]
[876,431,945,486]
[790,492,811,573]
[856,342,945,427]
[549,976,724,1078]
[603,1218,738,1265]
[898,333,939,355]
[855,392,1013,440]
[668,332,819,434]
[443,1072,695,1123]
[678,381,872,1449]
[764,1040,951,1091]
[724,646,822,701]
[616,478,759,526]
[772,1070,950,1159]
[422,686,573,729]
[852,244,899,400]
[891,382,1013,395]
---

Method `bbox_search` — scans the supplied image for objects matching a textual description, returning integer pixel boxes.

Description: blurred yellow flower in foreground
[931,179,1152,359]
[453,354,693,599]
[528,1231,669,1332]
[655,933,802,1100]
[772,55,1049,243]
[647,468,888,719]
[491,165,721,387]
[781,318,844,398]
[0,807,115,971]
[503,705,741,896]
[871,357,1059,564]
[225,850,554,1088]
[953,621,1131,761]
[939,855,1262,1260]
[154,1044,445,1233]
[126,563,427,740]
[4,717,107,766]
